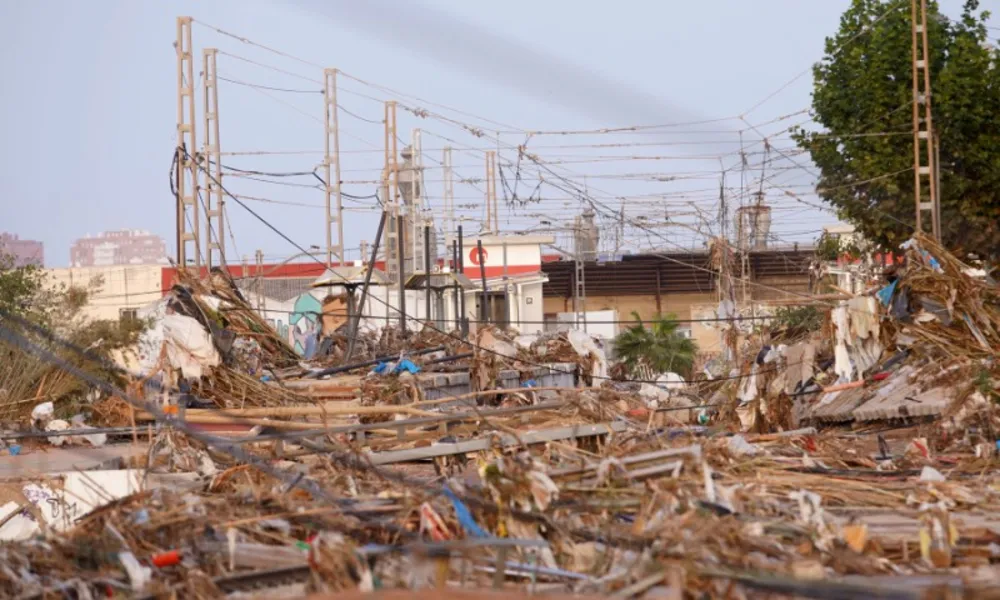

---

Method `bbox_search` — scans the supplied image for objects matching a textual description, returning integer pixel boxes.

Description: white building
[44,265,165,322]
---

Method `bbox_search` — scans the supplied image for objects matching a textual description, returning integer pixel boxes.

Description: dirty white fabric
[566,330,608,380]
[848,296,880,341]
[832,305,850,345]
[656,372,686,392]
[737,363,759,404]
[834,343,853,380]
[783,342,816,395]
[161,314,220,379]
[30,401,54,424]
[514,334,539,349]
[133,297,171,375]
[728,435,760,457]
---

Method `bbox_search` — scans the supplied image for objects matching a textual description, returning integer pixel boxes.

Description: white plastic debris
[527,470,560,510]
[44,417,107,447]
[118,552,152,591]
[656,372,686,392]
[44,419,71,446]
[638,383,670,408]
[566,329,608,380]
[68,414,108,447]
[920,466,946,482]
[161,313,221,379]
[31,401,54,425]
[727,435,760,457]
[514,334,539,349]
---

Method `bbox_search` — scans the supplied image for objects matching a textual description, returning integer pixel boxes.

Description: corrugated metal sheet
[236,277,316,302]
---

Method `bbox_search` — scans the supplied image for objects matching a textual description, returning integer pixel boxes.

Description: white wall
[518,281,545,334]
[44,265,163,322]
[556,309,617,340]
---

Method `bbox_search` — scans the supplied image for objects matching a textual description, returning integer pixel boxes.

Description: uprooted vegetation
[0,254,148,420]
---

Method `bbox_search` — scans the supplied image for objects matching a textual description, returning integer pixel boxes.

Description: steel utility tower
[411,128,425,274]
[911,0,941,240]
[175,16,200,270]
[323,68,345,267]
[383,101,402,282]
[443,146,455,238]
[202,47,226,269]
[484,151,498,233]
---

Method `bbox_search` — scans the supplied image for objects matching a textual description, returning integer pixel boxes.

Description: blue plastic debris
[260,374,273,383]
[443,487,489,538]
[522,379,538,388]
[372,362,391,375]
[393,359,421,375]
[8,444,21,456]
[877,280,898,306]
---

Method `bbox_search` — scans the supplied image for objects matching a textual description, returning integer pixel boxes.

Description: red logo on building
[469,247,488,266]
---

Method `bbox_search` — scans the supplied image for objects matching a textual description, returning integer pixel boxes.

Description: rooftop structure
[70,230,168,268]
[0,232,44,267]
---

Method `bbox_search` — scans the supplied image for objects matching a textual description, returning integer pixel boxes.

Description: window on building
[119,308,138,322]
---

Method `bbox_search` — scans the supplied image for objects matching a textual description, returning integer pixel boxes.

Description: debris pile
[1,234,999,598]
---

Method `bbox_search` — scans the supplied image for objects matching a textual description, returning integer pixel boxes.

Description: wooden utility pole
[911,0,941,240]
[175,16,200,271]
[323,68,345,267]
[202,47,225,270]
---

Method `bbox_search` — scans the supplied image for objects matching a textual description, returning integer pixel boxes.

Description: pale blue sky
[0,1,991,267]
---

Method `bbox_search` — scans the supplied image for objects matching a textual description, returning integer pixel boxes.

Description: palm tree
[613,312,697,378]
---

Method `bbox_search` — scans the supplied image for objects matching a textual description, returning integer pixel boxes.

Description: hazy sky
[1,1,992,267]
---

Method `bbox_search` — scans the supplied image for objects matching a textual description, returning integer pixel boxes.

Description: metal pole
[411,129,424,274]
[502,241,510,328]
[484,156,490,234]
[397,213,407,333]
[452,240,460,330]
[477,240,489,325]
[424,224,432,325]
[443,146,454,237]
[255,249,264,314]
[491,152,499,233]
[202,48,225,270]
[176,16,200,272]
[345,211,387,362]
[458,225,467,336]
[324,68,344,267]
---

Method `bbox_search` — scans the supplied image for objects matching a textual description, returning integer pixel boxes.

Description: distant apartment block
[70,230,168,267]
[0,232,44,267]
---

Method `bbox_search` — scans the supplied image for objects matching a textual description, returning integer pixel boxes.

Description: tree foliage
[613,312,698,378]
[769,305,824,340]
[0,253,148,417]
[0,254,50,324]
[794,0,1000,260]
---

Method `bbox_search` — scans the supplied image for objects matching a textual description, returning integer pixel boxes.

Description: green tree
[794,0,1000,260]
[613,312,698,378]
[0,253,50,324]
[0,254,148,418]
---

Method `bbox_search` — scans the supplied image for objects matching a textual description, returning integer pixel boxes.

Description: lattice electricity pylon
[202,47,225,269]
[911,0,941,240]
[175,16,201,271]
